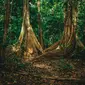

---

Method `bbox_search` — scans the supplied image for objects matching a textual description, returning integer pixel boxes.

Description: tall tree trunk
[23,0,43,61]
[38,0,84,58]
[2,0,10,57]
[12,0,43,61]
[3,0,10,44]
[0,0,10,67]
[44,0,76,53]
[37,0,44,49]
[18,0,26,46]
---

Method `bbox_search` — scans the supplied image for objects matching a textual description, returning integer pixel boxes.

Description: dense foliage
[0,0,85,47]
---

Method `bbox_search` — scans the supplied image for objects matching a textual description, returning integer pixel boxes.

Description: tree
[37,0,85,58]
[1,0,10,57]
[0,0,10,67]
[3,0,85,60]
[12,0,43,61]
[37,0,44,49]
[3,0,10,44]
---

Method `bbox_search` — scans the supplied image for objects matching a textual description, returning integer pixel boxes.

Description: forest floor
[0,55,85,85]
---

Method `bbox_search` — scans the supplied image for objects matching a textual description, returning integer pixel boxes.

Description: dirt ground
[0,56,85,85]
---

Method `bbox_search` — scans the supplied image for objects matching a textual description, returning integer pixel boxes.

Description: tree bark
[3,0,10,44]
[12,0,43,61]
[2,0,10,57]
[37,0,44,49]
[0,0,10,67]
[39,0,84,58]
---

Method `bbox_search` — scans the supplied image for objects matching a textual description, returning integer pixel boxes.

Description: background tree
[37,0,44,49]
[38,0,85,58]
[0,0,10,67]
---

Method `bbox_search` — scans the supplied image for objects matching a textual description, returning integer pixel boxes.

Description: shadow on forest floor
[0,54,85,85]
